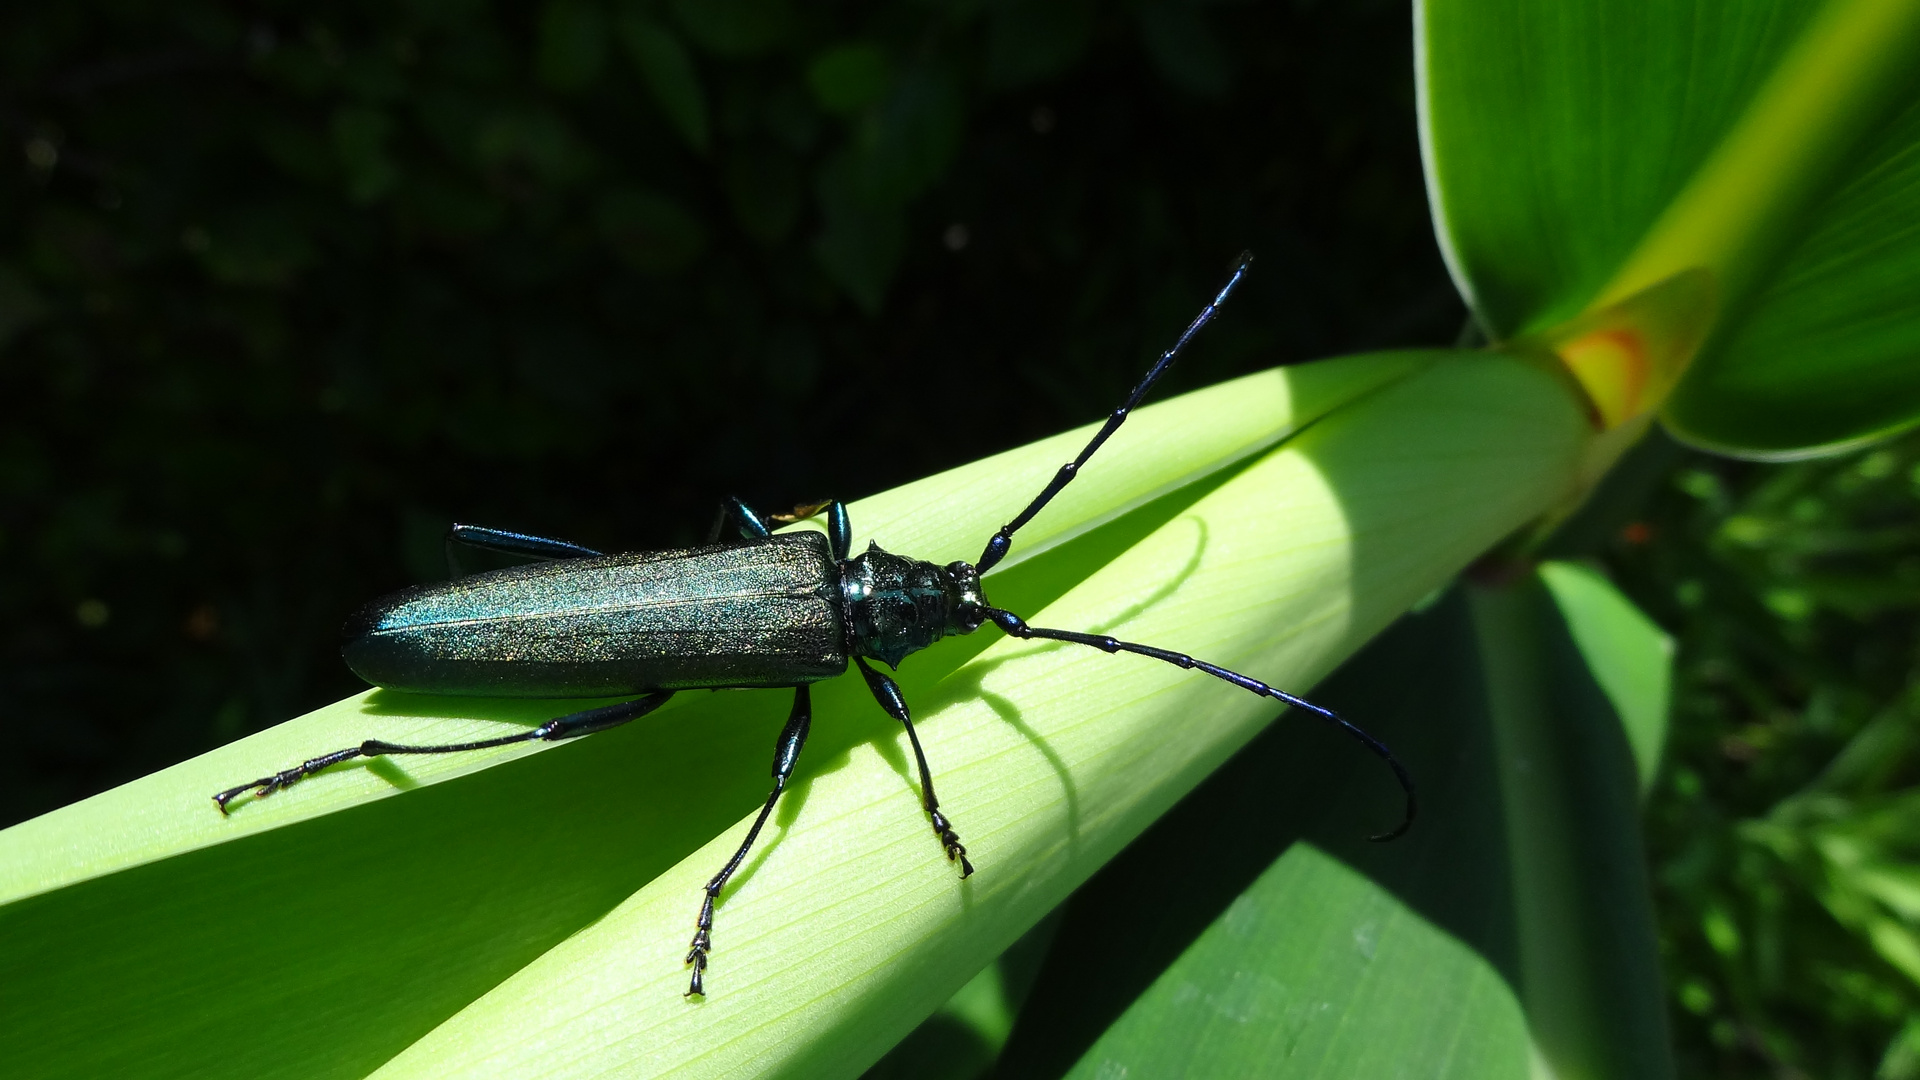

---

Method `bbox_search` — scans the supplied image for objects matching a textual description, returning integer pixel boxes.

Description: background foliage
[6,1,1918,1077]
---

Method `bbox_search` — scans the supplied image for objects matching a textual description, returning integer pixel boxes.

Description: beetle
[212,253,1414,997]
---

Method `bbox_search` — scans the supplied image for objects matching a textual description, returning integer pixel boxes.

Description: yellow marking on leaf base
[1557,328,1647,430]
[1534,268,1716,431]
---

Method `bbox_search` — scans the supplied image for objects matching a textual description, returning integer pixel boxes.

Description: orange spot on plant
[1559,328,1650,429]
[1526,267,1717,433]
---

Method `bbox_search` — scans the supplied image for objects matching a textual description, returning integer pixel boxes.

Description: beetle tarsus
[212,775,281,815]
[931,810,973,877]
[684,890,718,997]
[212,753,351,814]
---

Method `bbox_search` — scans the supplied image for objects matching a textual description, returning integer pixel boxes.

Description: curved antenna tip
[1367,798,1418,843]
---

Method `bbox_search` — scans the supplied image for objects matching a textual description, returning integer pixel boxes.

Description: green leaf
[811,64,963,308]
[1135,1,1231,100]
[594,187,706,275]
[0,352,1444,1079]
[1422,0,1920,454]
[671,0,792,58]
[331,106,399,204]
[1418,0,1824,338]
[724,145,803,244]
[1470,575,1672,1080]
[813,151,905,314]
[1024,573,1668,1080]
[535,0,610,93]
[617,13,710,151]
[984,0,1095,91]
[808,44,892,116]
[1062,844,1532,1078]
[1665,96,1920,455]
[1539,559,1674,796]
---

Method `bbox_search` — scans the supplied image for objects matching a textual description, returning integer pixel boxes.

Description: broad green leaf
[536,0,610,93]
[0,353,1429,1079]
[618,14,712,152]
[1063,844,1532,1079]
[1471,576,1672,1080]
[1019,575,1668,1080]
[1417,0,1824,339]
[1539,559,1674,796]
[1666,95,1920,455]
[1422,0,1920,454]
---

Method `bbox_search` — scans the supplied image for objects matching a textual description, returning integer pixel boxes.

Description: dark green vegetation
[4,2,1915,1077]
[1612,430,1920,1078]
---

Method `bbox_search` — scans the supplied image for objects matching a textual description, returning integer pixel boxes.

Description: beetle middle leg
[686,684,813,997]
[855,657,973,877]
[211,691,674,814]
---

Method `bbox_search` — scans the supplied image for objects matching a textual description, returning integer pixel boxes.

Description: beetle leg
[855,657,973,877]
[686,685,812,997]
[707,497,772,543]
[210,691,673,815]
[443,523,603,577]
[738,499,852,560]
[827,501,851,562]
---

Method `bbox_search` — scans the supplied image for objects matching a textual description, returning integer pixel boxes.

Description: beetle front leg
[711,498,853,561]
[764,499,852,561]
[686,684,813,997]
[855,657,973,877]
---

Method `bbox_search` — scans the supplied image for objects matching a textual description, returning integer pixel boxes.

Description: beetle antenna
[982,607,1416,841]
[975,252,1254,574]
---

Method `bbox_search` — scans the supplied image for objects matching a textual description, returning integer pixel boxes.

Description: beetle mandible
[212,253,1416,997]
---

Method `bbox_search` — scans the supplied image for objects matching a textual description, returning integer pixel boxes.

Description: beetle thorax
[840,543,987,668]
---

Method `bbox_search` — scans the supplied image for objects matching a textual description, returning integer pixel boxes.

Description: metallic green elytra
[343,533,849,696]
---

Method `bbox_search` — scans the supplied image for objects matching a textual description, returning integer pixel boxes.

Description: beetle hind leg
[213,746,368,814]
[686,684,814,997]
[210,692,673,815]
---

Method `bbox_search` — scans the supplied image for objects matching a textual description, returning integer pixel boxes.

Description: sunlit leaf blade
[1665,97,1920,455]
[1539,560,1674,796]
[0,355,1423,1080]
[1011,574,1668,1080]
[361,353,1592,1079]
[1417,0,1821,339]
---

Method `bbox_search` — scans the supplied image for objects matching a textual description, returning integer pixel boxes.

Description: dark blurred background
[8,1,1919,1077]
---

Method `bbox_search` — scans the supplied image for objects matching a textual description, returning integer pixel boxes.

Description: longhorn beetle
[212,253,1415,997]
